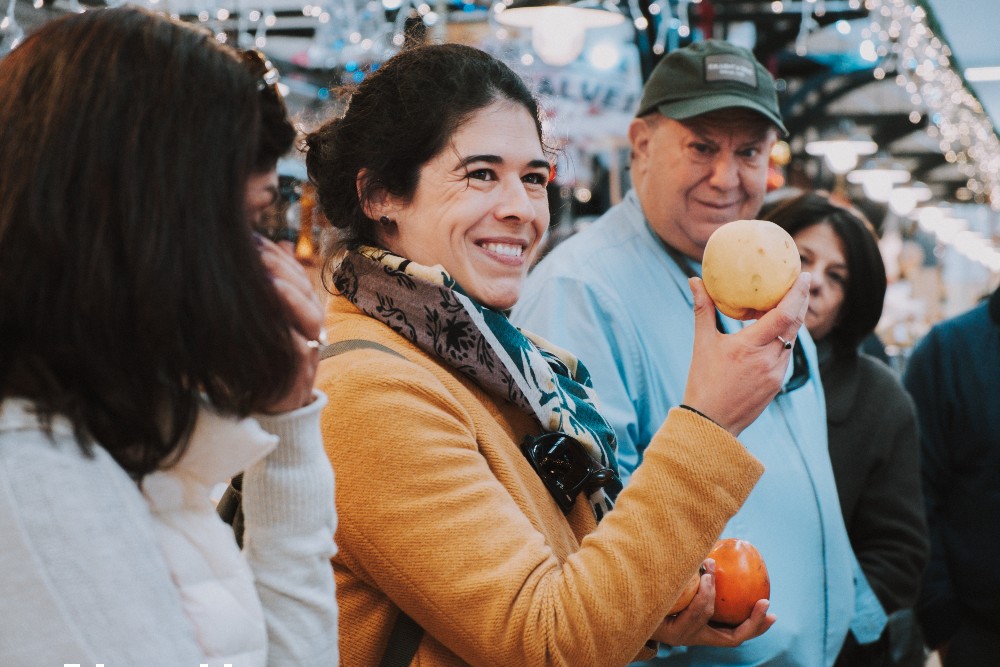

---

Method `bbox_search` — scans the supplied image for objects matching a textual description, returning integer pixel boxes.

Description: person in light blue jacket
[512,39,885,666]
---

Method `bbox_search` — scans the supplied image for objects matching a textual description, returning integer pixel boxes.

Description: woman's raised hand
[256,236,324,414]
[681,273,811,436]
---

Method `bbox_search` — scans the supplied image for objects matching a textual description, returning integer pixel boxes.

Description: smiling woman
[373,100,551,311]
[302,42,811,666]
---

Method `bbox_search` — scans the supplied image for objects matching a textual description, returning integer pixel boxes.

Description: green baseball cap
[636,39,788,136]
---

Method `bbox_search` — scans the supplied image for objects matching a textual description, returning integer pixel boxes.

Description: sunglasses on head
[239,48,282,97]
[521,432,620,515]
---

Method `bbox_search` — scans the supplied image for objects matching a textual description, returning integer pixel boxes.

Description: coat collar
[816,339,859,424]
[149,404,277,488]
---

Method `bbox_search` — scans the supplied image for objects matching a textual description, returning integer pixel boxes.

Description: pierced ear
[356,168,396,222]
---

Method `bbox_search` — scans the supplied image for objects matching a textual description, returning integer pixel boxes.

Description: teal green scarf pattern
[332,246,621,519]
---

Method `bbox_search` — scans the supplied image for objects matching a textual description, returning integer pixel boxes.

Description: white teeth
[482,242,523,257]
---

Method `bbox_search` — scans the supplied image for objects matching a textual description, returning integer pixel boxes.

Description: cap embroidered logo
[704,54,759,88]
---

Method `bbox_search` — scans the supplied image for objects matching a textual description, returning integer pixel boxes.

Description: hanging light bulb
[847,155,910,202]
[805,122,878,175]
[530,21,586,66]
[586,40,623,71]
[888,181,932,216]
[494,0,624,67]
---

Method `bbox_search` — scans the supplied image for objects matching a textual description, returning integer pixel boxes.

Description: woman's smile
[479,241,525,258]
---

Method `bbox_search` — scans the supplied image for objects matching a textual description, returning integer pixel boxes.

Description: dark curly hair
[303,42,548,277]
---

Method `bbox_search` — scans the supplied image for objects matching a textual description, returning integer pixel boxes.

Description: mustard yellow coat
[318,295,763,666]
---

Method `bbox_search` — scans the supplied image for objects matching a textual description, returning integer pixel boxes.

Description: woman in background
[0,8,337,665]
[764,190,928,667]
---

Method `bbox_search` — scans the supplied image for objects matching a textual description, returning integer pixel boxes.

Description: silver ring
[776,335,793,350]
[306,339,321,350]
[318,327,329,345]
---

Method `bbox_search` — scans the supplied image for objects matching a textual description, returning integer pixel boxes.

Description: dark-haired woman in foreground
[0,8,337,665]
[304,42,813,665]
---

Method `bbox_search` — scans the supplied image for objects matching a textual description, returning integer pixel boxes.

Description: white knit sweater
[0,392,338,667]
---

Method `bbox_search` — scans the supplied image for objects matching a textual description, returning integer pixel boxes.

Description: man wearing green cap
[513,40,886,666]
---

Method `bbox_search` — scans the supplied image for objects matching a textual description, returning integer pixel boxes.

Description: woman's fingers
[258,234,315,296]
[259,329,320,414]
[742,272,811,348]
[706,599,777,646]
[258,235,323,341]
[651,561,715,645]
[689,277,720,342]
[253,234,324,414]
[683,273,813,435]
[270,275,323,341]
[651,563,777,648]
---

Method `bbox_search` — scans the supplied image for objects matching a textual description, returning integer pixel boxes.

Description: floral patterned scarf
[332,246,621,519]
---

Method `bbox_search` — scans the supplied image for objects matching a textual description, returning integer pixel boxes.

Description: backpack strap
[379,609,423,667]
[215,471,245,548]
[319,338,405,361]
[217,337,423,665]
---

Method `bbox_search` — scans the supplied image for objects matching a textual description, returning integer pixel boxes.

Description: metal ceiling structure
[7,0,996,213]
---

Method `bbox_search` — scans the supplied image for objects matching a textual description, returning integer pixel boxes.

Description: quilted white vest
[142,405,278,667]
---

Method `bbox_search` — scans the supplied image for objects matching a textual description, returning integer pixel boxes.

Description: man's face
[628,111,778,261]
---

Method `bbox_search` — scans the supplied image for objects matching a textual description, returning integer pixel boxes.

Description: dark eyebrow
[458,154,550,170]
[686,123,770,146]
[801,248,848,272]
[686,129,718,145]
